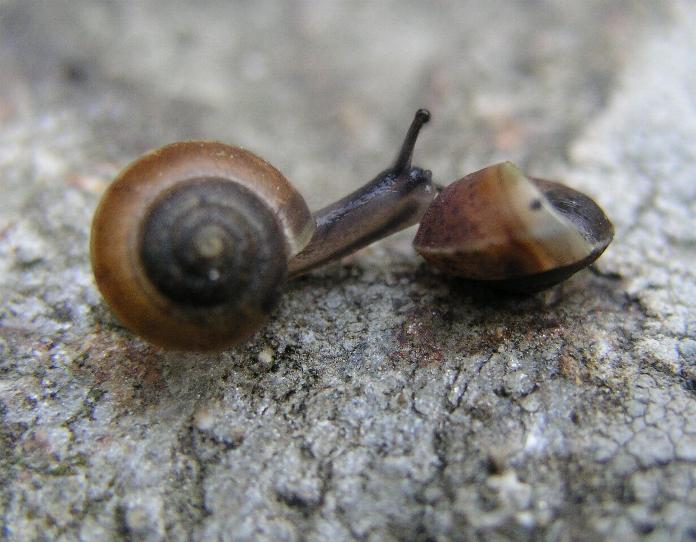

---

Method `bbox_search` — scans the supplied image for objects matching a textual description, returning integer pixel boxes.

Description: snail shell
[90,141,315,350]
[413,162,613,292]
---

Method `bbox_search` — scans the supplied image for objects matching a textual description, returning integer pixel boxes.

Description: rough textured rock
[1,1,695,540]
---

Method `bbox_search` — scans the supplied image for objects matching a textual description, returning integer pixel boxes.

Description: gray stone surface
[1,1,695,540]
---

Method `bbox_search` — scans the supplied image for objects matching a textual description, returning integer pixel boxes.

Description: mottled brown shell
[90,141,315,350]
[413,162,613,292]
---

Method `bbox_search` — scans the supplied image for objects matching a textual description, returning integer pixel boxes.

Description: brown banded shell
[413,162,614,292]
[90,141,315,350]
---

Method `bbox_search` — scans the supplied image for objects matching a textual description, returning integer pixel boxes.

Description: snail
[413,161,614,292]
[90,110,434,350]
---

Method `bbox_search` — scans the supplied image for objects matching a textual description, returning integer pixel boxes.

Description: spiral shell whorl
[139,177,285,309]
[90,141,314,350]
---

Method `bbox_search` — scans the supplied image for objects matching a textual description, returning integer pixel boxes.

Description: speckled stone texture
[1,1,695,541]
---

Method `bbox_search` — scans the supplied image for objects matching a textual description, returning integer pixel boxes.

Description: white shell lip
[493,162,594,269]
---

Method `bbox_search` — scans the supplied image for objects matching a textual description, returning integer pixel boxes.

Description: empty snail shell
[90,110,433,350]
[413,162,613,292]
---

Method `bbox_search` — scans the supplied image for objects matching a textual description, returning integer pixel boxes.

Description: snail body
[413,162,613,292]
[91,111,433,350]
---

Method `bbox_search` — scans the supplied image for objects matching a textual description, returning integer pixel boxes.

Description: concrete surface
[0,1,695,540]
